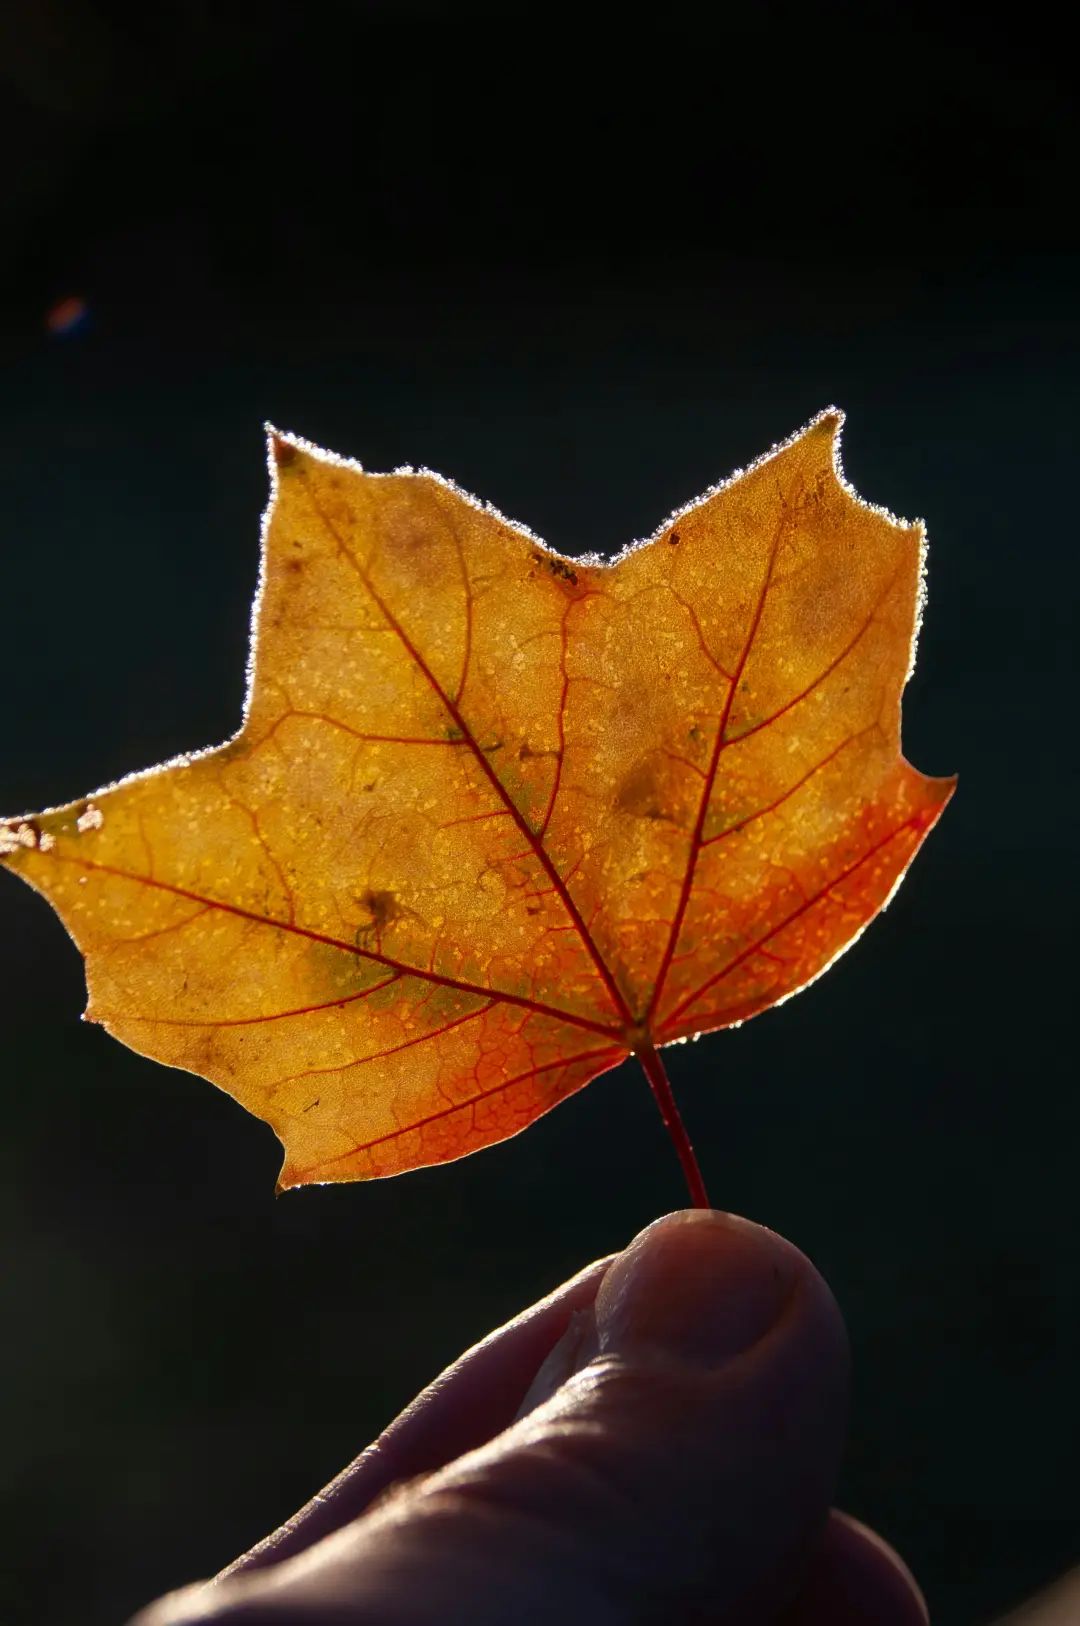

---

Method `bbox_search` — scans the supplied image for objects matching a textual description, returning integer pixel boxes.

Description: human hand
[133,1210,927,1624]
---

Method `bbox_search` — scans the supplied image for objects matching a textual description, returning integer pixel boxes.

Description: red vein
[441,808,512,829]
[301,473,633,1027]
[106,904,212,948]
[645,519,786,1022]
[257,710,467,749]
[661,747,707,781]
[539,607,571,837]
[126,973,402,1029]
[51,851,621,1042]
[669,586,734,682]
[301,1044,623,1176]
[724,568,901,748]
[702,728,877,847]
[660,815,921,1031]
[271,1000,494,1090]
[229,794,295,925]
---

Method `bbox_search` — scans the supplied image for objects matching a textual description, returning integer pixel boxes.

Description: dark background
[0,4,1076,1623]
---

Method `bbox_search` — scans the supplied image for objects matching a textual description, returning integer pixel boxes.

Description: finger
[224,1253,613,1577]
[780,1510,929,1625]
[138,1210,851,1625]
[990,1564,1080,1624]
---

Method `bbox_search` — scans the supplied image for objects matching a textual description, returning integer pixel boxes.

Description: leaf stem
[636,1044,711,1209]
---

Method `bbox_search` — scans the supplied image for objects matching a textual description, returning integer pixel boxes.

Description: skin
[133,1210,932,1625]
[131,1213,1080,1626]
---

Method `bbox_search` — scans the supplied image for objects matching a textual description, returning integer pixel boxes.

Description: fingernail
[515,1306,602,1419]
[595,1210,799,1367]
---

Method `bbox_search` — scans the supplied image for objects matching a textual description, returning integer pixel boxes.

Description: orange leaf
[0,412,953,1192]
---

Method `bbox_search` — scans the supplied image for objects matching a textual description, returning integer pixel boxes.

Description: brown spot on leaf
[546,556,579,587]
[616,759,665,821]
[355,889,403,936]
[0,412,953,1191]
[530,551,581,589]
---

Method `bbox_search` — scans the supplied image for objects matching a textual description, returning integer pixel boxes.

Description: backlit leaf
[0,412,953,1189]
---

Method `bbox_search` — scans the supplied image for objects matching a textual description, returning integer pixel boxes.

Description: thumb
[142,1211,853,1625]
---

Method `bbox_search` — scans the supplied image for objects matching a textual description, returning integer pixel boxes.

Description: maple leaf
[0,411,953,1198]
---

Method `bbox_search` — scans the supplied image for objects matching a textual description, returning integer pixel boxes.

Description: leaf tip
[266,425,299,472]
[792,405,845,464]
[274,1162,301,1197]
[775,405,847,487]
[813,403,846,438]
[907,769,958,838]
[935,770,960,808]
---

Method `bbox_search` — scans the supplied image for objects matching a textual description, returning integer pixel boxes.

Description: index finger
[224,1252,614,1578]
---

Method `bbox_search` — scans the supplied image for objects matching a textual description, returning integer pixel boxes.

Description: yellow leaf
[0,412,953,1192]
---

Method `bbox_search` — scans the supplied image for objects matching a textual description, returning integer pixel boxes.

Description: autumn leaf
[0,411,953,1196]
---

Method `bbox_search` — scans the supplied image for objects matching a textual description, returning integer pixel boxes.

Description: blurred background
[0,3,1076,1622]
